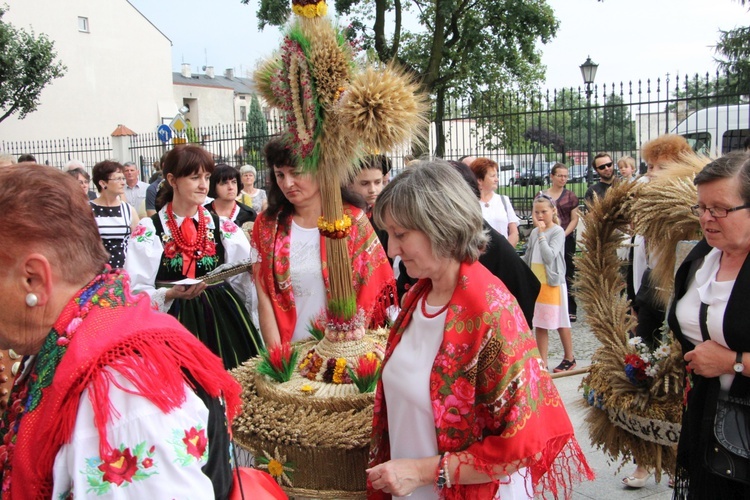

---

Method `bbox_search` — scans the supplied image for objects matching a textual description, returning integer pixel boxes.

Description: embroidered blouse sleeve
[219,217,257,314]
[124,217,172,313]
[50,371,217,499]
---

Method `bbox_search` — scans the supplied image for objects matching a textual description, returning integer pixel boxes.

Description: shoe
[552,358,576,373]
[569,314,577,322]
[622,472,652,488]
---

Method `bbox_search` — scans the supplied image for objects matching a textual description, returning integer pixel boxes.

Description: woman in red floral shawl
[0,164,284,499]
[252,137,395,348]
[367,161,593,499]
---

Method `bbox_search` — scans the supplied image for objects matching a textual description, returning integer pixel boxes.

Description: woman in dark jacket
[669,151,750,499]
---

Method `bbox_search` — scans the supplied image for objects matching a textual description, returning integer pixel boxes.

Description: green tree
[0,7,66,123]
[244,95,269,165]
[244,0,558,158]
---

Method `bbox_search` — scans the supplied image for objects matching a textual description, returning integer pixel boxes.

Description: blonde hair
[534,194,559,225]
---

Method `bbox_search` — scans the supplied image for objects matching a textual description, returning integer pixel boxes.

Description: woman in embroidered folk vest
[670,151,750,498]
[367,160,593,500]
[0,164,284,498]
[125,145,263,370]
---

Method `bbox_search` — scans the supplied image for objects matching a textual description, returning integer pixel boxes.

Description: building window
[239,95,246,100]
[239,106,247,121]
[78,17,89,33]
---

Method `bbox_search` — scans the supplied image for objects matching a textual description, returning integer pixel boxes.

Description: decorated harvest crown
[254,0,428,325]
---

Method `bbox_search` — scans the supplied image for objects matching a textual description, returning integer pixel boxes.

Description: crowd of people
[2,139,750,498]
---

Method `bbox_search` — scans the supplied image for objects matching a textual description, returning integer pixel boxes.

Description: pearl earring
[25,293,38,307]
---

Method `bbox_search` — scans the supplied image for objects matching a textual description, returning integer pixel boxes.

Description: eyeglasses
[595,161,614,171]
[554,174,569,179]
[690,203,750,218]
[108,176,126,182]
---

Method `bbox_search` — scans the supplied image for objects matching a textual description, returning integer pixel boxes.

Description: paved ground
[549,308,674,500]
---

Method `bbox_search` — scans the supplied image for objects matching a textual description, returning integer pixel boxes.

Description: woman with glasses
[669,151,750,497]
[90,161,139,268]
[540,163,580,322]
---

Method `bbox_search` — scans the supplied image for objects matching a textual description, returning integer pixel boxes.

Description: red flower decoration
[163,240,178,259]
[221,219,238,233]
[182,427,208,459]
[98,448,139,486]
[203,239,217,256]
[142,458,153,468]
[131,225,146,238]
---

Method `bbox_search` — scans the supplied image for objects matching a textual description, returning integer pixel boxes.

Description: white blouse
[676,247,736,391]
[289,221,327,342]
[51,369,218,499]
[480,193,520,238]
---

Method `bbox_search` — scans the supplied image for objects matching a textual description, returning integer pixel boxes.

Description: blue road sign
[157,124,173,144]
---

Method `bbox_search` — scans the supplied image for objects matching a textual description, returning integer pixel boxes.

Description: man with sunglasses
[584,153,616,206]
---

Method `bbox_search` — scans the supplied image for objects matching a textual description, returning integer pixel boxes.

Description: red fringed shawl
[252,204,395,344]
[0,273,241,499]
[369,261,593,499]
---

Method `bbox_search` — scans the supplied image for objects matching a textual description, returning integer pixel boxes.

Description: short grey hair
[239,164,257,176]
[0,154,16,166]
[374,160,488,263]
[65,159,85,171]
[122,161,137,168]
[694,150,750,204]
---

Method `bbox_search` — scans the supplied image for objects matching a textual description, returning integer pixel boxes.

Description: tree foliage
[0,7,66,123]
[243,0,559,157]
[715,26,750,93]
[245,95,269,164]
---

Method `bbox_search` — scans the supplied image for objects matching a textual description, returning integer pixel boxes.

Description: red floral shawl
[252,204,395,344]
[369,261,593,499]
[2,274,241,499]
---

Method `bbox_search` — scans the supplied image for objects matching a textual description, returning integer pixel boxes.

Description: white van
[671,104,750,157]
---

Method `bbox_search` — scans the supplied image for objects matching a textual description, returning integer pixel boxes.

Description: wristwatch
[436,453,447,490]
[734,352,744,373]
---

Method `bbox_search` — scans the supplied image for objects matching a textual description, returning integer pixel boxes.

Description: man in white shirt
[123,161,149,217]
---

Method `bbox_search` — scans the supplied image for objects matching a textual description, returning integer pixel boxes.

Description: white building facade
[0,0,174,142]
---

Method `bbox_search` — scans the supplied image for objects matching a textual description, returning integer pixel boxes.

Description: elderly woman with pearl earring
[0,163,257,498]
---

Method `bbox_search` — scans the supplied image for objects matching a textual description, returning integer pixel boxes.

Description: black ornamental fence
[3,70,747,211]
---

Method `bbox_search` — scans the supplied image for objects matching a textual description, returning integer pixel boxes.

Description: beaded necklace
[0,271,127,492]
[165,203,210,256]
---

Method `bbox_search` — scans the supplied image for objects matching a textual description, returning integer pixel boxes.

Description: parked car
[510,162,554,186]
[567,164,598,183]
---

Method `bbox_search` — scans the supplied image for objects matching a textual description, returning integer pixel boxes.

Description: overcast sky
[128,0,749,91]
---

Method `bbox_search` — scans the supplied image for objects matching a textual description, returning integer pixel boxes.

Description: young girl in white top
[522,195,575,372]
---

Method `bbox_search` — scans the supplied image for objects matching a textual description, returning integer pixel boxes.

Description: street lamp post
[580,56,598,184]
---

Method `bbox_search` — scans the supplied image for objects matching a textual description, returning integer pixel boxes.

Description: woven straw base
[231,334,388,495]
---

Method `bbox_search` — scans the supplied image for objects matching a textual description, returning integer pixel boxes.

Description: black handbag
[699,303,750,485]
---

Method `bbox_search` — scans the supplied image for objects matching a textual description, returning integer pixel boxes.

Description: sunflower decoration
[576,153,709,482]
[256,447,295,487]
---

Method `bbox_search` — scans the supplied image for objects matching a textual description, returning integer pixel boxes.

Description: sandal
[553,358,576,373]
[569,314,577,322]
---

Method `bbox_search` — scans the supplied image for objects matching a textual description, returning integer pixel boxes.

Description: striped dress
[90,201,132,268]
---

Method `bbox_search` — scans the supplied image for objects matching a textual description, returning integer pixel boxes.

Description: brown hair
[469,157,498,181]
[641,134,691,164]
[550,163,568,176]
[0,164,109,282]
[157,145,215,208]
[92,160,123,193]
[592,152,612,167]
